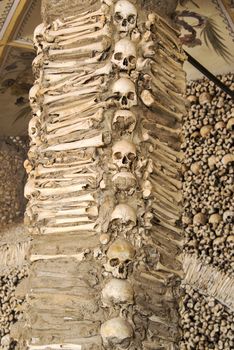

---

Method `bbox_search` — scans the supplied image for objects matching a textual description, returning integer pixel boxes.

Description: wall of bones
[0,0,232,349]
[24,0,186,349]
[180,74,234,350]
[0,138,29,350]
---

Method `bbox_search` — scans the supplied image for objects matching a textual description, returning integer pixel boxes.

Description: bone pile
[24,1,186,349]
[180,74,234,349]
[0,139,27,227]
[182,74,234,273]
[0,267,28,350]
[180,283,234,350]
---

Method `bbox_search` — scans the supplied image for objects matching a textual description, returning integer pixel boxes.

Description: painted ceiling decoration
[0,0,233,136]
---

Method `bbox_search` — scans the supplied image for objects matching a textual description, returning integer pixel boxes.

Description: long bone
[41,223,96,234]
[35,163,96,176]
[44,83,102,106]
[153,181,182,204]
[151,172,179,194]
[148,72,187,114]
[151,64,184,94]
[57,24,111,46]
[48,98,104,121]
[152,138,183,160]
[150,152,181,176]
[52,7,109,29]
[44,63,112,94]
[45,109,103,134]
[29,194,95,208]
[140,90,183,122]
[30,253,85,262]
[155,261,183,279]
[152,227,183,248]
[35,206,98,221]
[152,189,180,213]
[153,166,181,189]
[28,343,82,350]
[47,19,105,39]
[151,201,179,223]
[44,133,104,152]
[47,216,93,225]
[26,182,91,199]
[44,54,104,78]
[48,39,111,58]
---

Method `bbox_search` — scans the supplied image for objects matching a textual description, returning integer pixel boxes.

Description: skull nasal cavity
[123,58,128,66]
[122,96,128,105]
[122,19,127,27]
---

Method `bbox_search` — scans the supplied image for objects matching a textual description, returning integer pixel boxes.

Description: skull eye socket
[114,12,123,23]
[114,152,123,160]
[127,152,136,161]
[127,92,135,100]
[110,258,120,267]
[127,15,136,24]
[128,55,136,64]
[124,259,131,264]
[114,52,123,60]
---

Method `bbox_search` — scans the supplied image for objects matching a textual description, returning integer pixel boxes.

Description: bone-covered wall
[181,74,234,350]
[24,0,186,349]
[0,137,29,350]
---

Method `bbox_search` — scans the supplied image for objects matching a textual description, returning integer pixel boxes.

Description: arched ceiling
[0,0,233,136]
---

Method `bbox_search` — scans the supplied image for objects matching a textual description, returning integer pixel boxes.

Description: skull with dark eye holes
[114,0,137,36]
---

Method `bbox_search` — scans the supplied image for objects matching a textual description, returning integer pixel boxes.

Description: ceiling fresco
[176,0,234,79]
[0,0,233,136]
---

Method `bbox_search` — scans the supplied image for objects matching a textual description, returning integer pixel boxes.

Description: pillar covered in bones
[24,0,186,349]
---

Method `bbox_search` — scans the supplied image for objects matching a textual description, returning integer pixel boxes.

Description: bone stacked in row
[26,4,112,349]
[25,0,186,349]
[182,74,234,273]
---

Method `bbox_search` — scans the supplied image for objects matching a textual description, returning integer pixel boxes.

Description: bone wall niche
[0,137,27,227]
[24,0,186,349]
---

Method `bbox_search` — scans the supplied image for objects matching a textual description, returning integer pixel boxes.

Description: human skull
[112,77,137,109]
[213,237,225,255]
[223,210,234,223]
[101,278,134,307]
[28,116,41,140]
[114,0,137,36]
[100,317,133,348]
[112,171,136,192]
[112,38,137,72]
[112,110,136,134]
[112,139,136,170]
[29,83,40,112]
[226,235,234,251]
[104,238,135,278]
[110,204,137,230]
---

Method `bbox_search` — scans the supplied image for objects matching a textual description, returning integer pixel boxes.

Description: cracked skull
[101,278,134,307]
[104,238,135,279]
[112,78,137,109]
[112,38,137,72]
[110,204,137,230]
[112,139,136,170]
[112,171,136,192]
[114,0,137,36]
[112,110,136,134]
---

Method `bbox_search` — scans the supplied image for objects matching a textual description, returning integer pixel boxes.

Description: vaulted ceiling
[0,0,233,136]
